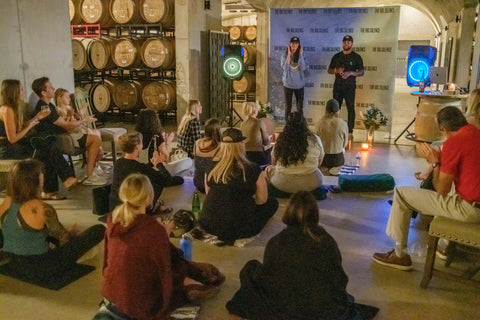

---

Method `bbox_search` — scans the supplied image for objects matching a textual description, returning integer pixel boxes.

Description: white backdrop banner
[269,6,400,132]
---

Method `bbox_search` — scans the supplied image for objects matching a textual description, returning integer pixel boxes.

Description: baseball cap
[290,36,300,43]
[343,35,353,42]
[326,99,340,113]
[222,127,246,143]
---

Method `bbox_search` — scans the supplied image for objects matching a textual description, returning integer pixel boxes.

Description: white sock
[395,243,408,257]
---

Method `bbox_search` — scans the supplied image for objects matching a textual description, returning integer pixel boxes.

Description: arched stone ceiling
[245,0,477,32]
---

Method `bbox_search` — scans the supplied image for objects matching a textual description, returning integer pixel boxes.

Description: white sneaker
[82,173,109,186]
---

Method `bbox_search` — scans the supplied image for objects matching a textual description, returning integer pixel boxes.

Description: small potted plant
[257,101,274,119]
[362,106,388,146]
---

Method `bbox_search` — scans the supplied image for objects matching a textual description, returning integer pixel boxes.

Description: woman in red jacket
[101,173,224,319]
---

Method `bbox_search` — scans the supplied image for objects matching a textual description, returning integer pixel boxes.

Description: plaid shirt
[178,118,201,157]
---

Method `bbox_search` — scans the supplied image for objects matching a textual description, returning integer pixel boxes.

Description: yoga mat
[0,263,95,290]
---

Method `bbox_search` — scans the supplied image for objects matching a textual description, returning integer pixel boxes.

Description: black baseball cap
[222,128,247,143]
[290,36,300,43]
[343,35,353,42]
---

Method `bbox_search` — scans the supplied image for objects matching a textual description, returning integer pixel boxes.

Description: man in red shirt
[373,106,480,270]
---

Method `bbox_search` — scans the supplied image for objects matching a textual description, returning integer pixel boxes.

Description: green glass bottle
[192,191,201,221]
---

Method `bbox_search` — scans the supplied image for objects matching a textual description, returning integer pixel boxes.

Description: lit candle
[361,143,369,150]
[448,83,456,91]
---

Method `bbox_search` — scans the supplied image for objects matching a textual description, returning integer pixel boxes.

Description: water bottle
[355,152,361,167]
[192,191,201,221]
[179,234,192,261]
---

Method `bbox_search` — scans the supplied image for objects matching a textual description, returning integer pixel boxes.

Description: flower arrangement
[257,101,274,118]
[362,106,388,131]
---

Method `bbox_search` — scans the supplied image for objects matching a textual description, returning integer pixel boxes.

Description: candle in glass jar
[448,83,456,91]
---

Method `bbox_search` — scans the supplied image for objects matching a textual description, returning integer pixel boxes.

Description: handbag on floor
[92,184,112,215]
[338,174,395,192]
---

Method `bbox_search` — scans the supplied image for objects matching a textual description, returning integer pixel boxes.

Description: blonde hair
[112,174,153,227]
[466,88,480,126]
[177,99,201,135]
[118,131,143,153]
[207,141,249,184]
[54,88,70,118]
[242,101,259,118]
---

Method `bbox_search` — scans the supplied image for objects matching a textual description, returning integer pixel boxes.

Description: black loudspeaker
[221,45,245,80]
[407,45,437,87]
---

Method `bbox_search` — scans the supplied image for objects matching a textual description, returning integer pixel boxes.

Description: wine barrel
[72,38,93,70]
[142,81,176,110]
[229,25,243,41]
[112,38,144,68]
[233,72,256,93]
[243,25,257,41]
[110,0,144,24]
[415,96,462,142]
[139,0,175,28]
[80,0,115,27]
[90,80,117,113]
[242,45,256,66]
[70,0,84,24]
[86,38,116,70]
[141,37,175,69]
[112,80,145,110]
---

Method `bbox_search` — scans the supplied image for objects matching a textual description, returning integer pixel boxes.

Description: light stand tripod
[223,78,243,127]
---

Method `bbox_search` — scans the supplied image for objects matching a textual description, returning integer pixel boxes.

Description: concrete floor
[0,80,479,319]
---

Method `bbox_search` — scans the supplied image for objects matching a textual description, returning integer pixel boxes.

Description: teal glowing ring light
[408,60,429,83]
[223,56,243,79]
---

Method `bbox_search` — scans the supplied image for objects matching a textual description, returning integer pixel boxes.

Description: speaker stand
[394,96,420,144]
[222,79,243,127]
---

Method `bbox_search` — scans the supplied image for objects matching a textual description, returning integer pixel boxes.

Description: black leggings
[3,224,105,281]
[283,86,304,121]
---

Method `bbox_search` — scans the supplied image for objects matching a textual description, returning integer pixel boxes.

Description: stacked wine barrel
[70,0,177,114]
[224,24,257,96]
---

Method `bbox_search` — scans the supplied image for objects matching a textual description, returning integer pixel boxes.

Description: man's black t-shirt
[329,51,364,86]
[33,100,65,135]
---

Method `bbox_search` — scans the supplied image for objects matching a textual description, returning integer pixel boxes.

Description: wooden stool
[421,216,480,288]
[99,128,127,162]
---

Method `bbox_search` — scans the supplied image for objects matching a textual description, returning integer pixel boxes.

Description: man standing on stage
[328,35,364,139]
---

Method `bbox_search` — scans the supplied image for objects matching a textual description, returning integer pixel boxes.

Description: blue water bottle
[355,152,361,167]
[179,234,192,261]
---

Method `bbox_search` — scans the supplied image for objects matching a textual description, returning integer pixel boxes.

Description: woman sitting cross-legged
[0,159,105,281]
[227,191,379,320]
[193,118,221,193]
[240,101,271,166]
[101,173,225,320]
[198,128,279,244]
[135,108,192,175]
[266,112,327,200]
[109,131,183,215]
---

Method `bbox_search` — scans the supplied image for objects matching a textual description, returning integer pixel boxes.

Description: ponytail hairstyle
[112,174,153,227]
[282,191,323,241]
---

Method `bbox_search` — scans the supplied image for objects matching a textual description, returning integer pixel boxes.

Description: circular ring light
[223,56,243,79]
[408,59,429,82]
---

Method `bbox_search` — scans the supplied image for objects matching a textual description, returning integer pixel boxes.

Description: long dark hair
[274,112,313,166]
[135,109,162,137]
[7,159,44,203]
[282,191,322,241]
[1,79,25,129]
[285,44,301,63]
[200,118,221,153]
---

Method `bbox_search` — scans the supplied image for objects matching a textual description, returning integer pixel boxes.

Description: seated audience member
[109,131,183,214]
[227,191,379,320]
[101,173,224,319]
[135,108,192,175]
[373,107,480,270]
[54,88,106,185]
[266,112,326,200]
[316,99,348,175]
[0,159,105,280]
[177,100,202,158]
[199,128,278,244]
[240,101,271,166]
[466,88,480,128]
[0,79,77,200]
[193,118,221,193]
